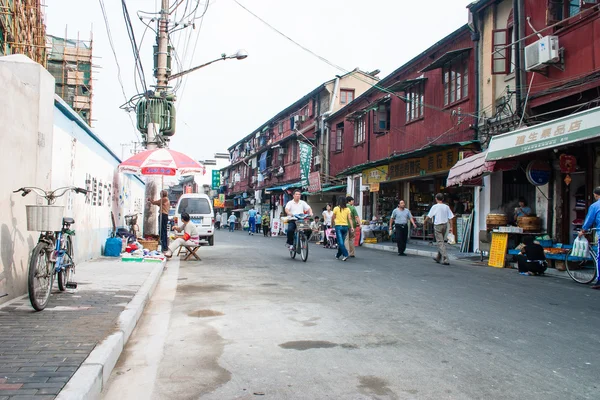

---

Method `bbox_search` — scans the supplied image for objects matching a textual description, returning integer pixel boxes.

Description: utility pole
[142,0,170,240]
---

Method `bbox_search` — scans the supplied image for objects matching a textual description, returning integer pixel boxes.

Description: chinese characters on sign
[388,149,459,180]
[299,142,313,188]
[307,171,322,193]
[362,166,389,184]
[514,120,582,149]
[211,170,221,190]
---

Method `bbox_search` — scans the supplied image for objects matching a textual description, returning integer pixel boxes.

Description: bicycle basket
[26,205,64,232]
[297,222,311,230]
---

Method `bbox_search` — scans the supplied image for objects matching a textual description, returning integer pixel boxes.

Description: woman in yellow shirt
[332,196,355,261]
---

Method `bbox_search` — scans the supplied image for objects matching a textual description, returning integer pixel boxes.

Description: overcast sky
[45,0,470,162]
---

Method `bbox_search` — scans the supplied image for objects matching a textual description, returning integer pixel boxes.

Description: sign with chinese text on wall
[211,170,221,190]
[308,171,322,193]
[486,107,600,161]
[388,148,461,181]
[362,166,388,184]
[299,142,313,188]
[214,196,224,208]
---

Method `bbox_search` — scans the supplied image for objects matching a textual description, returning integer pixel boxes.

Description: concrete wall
[0,55,145,305]
[0,55,55,303]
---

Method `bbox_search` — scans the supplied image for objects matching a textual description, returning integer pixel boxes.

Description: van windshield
[178,198,211,215]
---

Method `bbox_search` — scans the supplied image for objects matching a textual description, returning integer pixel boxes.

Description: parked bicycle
[124,213,140,238]
[565,228,598,284]
[14,186,87,311]
[283,214,310,262]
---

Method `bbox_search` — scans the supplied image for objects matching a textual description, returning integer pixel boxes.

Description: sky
[45,0,471,162]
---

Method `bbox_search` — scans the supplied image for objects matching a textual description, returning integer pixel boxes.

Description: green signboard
[211,170,221,189]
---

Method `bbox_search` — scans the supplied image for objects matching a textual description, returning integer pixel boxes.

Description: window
[353,176,361,206]
[443,58,469,106]
[278,121,284,134]
[288,141,298,163]
[334,123,344,152]
[547,0,594,24]
[405,83,424,122]
[373,102,391,133]
[354,116,365,144]
[340,89,355,104]
[177,198,211,215]
[492,29,509,75]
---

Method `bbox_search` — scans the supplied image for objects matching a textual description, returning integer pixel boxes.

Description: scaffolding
[46,31,94,126]
[0,0,46,66]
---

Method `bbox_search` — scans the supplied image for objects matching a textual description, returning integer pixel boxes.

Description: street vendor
[513,197,532,219]
[164,212,199,259]
[148,189,170,253]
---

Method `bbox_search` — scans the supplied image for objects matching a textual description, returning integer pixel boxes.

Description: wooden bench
[176,244,201,261]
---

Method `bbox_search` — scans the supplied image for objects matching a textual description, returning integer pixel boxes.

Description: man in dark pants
[389,200,416,256]
[148,190,170,253]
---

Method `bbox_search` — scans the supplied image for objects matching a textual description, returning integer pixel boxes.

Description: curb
[56,260,165,400]
[361,242,459,261]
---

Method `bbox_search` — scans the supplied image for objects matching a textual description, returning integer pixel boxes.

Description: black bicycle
[14,186,87,311]
[285,214,310,262]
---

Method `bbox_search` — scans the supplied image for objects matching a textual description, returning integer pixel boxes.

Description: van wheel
[208,236,214,246]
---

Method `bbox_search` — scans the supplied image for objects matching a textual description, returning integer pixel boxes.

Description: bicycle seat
[63,217,75,225]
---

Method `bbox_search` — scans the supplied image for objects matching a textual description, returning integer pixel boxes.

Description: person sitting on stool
[517,236,547,276]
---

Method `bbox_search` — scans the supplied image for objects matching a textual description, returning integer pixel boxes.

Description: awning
[386,77,427,92]
[264,181,302,193]
[445,151,515,187]
[486,106,600,161]
[302,184,347,195]
[421,48,471,72]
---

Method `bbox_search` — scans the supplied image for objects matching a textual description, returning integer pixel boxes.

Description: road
[102,230,600,400]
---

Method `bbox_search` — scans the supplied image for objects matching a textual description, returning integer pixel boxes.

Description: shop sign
[388,148,459,180]
[213,196,224,208]
[370,183,380,192]
[308,171,322,193]
[486,107,600,161]
[362,166,388,183]
[526,160,551,186]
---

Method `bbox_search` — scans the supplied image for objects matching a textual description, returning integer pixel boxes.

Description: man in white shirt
[425,193,454,265]
[285,189,313,250]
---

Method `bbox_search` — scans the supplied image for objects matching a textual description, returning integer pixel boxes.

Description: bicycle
[565,228,598,285]
[13,186,87,311]
[124,213,140,238]
[284,214,310,262]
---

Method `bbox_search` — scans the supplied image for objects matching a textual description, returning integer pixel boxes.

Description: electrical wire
[177,0,209,101]
[518,72,535,128]
[122,0,149,95]
[98,0,139,141]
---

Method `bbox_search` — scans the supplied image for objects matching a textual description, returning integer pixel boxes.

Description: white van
[174,193,215,246]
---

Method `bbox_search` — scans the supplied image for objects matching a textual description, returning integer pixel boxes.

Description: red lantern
[559,154,577,174]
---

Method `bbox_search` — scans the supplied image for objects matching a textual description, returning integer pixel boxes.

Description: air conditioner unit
[299,115,307,122]
[524,36,559,71]
[314,155,321,165]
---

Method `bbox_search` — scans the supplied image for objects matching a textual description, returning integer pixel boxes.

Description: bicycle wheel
[58,236,74,291]
[300,234,309,262]
[290,235,297,259]
[28,243,54,311]
[565,247,598,284]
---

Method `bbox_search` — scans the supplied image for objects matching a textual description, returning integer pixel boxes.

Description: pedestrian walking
[345,196,361,258]
[262,212,271,237]
[215,211,221,230]
[389,200,416,256]
[256,212,262,234]
[248,206,258,235]
[425,193,454,265]
[228,213,237,232]
[332,196,354,261]
[148,189,170,253]
[579,186,600,289]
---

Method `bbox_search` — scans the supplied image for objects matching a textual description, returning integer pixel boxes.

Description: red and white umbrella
[118,148,205,176]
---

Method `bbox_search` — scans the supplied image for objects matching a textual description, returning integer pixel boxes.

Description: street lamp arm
[167,50,248,81]
[168,55,227,81]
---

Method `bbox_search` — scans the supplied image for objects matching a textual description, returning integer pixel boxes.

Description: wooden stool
[176,245,201,261]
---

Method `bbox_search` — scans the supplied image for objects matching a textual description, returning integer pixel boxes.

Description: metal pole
[143,0,170,240]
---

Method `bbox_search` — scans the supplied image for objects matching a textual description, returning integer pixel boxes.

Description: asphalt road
[103,230,600,400]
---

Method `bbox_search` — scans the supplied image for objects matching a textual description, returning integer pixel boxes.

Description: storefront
[361,166,388,222]
[485,106,600,244]
[382,144,477,240]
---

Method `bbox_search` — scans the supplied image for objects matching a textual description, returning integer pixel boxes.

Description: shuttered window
[492,29,509,75]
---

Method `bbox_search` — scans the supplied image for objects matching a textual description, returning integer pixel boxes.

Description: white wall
[0,55,55,303]
[0,55,145,304]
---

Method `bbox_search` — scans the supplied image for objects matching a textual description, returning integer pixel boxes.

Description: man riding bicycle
[579,186,600,290]
[285,189,313,251]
